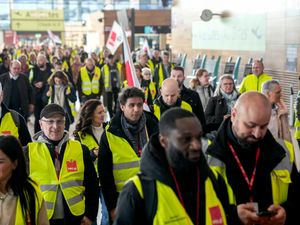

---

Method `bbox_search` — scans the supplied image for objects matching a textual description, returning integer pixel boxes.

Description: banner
[106,21,124,55]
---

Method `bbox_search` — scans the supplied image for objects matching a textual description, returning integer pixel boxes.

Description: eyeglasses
[222,83,234,86]
[41,119,65,126]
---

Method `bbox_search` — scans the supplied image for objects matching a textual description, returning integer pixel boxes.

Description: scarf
[220,89,238,114]
[53,85,66,107]
[121,113,147,155]
[196,85,213,110]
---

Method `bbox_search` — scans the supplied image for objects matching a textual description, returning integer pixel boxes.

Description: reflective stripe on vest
[80,66,101,95]
[28,140,85,218]
[131,175,228,225]
[207,141,293,205]
[0,112,19,138]
[105,126,140,192]
[15,181,44,225]
[78,132,99,173]
[154,100,192,120]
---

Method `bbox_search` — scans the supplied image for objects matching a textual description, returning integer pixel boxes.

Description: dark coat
[98,111,158,212]
[205,94,229,132]
[206,118,300,225]
[0,72,34,117]
[181,85,206,133]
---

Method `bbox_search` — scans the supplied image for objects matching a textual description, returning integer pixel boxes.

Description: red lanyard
[227,142,260,202]
[169,166,200,225]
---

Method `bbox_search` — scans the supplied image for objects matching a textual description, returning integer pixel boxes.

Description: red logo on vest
[209,206,224,225]
[1,131,11,135]
[66,160,78,172]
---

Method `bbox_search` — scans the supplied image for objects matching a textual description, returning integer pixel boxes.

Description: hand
[46,90,52,97]
[110,208,116,221]
[258,205,286,225]
[223,114,230,120]
[237,203,260,225]
[93,147,99,157]
[34,81,43,88]
[28,104,34,113]
[80,216,92,225]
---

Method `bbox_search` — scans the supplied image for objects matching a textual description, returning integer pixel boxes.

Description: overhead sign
[11,9,64,20]
[192,15,266,51]
[12,20,65,31]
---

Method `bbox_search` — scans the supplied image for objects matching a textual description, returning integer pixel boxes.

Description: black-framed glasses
[40,119,65,126]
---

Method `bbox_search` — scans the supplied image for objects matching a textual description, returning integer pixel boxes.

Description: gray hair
[214,74,237,96]
[261,80,280,94]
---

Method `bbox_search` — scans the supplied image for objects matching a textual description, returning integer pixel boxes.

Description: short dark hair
[119,87,145,105]
[172,66,185,75]
[159,107,199,136]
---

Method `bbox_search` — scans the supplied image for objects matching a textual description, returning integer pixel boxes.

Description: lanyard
[169,166,200,225]
[227,142,260,202]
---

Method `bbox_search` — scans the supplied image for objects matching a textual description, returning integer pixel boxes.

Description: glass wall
[0,0,172,30]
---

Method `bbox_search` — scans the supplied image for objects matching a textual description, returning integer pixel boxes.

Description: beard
[232,125,261,151]
[236,136,261,151]
[166,145,199,172]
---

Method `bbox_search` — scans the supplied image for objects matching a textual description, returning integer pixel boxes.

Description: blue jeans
[92,190,109,225]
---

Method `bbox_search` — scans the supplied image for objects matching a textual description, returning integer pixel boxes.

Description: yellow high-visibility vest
[131,175,228,225]
[80,66,101,95]
[28,140,85,219]
[0,112,19,138]
[153,100,192,120]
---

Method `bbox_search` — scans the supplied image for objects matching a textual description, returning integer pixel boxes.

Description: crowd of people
[0,44,300,225]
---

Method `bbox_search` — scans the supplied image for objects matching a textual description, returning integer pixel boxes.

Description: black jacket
[180,85,206,133]
[205,94,229,132]
[24,132,99,224]
[206,118,300,225]
[98,111,158,212]
[114,133,238,225]
[153,95,185,116]
[0,103,31,146]
[0,72,34,117]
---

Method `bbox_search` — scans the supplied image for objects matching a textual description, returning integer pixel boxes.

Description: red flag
[106,21,123,55]
[123,30,140,88]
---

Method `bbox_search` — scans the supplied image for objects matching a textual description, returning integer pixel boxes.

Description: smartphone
[257,210,277,217]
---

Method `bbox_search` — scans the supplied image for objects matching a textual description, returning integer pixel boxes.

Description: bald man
[206,91,300,225]
[153,78,192,120]
[239,60,272,93]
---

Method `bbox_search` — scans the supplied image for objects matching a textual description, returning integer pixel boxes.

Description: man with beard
[170,66,206,133]
[206,91,300,225]
[113,108,237,225]
[98,87,158,224]
[31,53,53,132]
[153,78,192,120]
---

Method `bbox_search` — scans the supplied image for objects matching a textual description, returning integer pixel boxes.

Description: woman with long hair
[0,135,49,225]
[43,70,77,131]
[189,68,214,110]
[73,99,108,225]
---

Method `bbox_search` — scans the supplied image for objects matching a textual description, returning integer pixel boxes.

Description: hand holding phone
[257,210,277,217]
